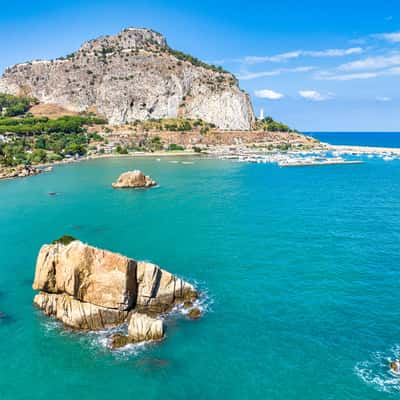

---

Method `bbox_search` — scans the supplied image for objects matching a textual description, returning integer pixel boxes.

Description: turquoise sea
[1,148,400,399]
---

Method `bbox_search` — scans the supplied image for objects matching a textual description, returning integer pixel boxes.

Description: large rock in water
[112,170,156,188]
[32,240,198,337]
[0,28,255,130]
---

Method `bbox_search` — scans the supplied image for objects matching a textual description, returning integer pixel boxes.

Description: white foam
[39,281,212,358]
[355,345,400,393]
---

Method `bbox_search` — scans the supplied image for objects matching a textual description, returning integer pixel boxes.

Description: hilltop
[0,28,255,130]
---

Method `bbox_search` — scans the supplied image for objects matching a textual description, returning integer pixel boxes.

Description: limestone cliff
[0,28,255,130]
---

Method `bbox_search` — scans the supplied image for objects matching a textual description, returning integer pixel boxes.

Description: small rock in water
[187,308,202,320]
[112,170,157,188]
[0,311,14,324]
[109,333,131,349]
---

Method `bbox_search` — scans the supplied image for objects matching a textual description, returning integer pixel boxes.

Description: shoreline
[36,150,199,168]
[2,143,400,182]
[0,151,200,181]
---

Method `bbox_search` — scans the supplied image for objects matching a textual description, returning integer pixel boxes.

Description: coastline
[2,142,400,182]
[0,151,200,181]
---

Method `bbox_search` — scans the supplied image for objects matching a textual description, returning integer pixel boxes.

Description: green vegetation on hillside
[168,143,185,151]
[167,47,229,74]
[0,130,104,166]
[131,117,215,132]
[0,115,107,135]
[0,95,107,167]
[0,94,38,117]
[255,116,297,133]
[52,235,77,245]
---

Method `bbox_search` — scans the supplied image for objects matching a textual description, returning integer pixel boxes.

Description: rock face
[0,28,255,130]
[33,240,136,310]
[112,170,156,188]
[128,313,164,342]
[32,240,197,343]
[136,261,197,314]
[34,292,128,330]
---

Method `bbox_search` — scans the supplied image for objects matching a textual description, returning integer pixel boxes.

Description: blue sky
[1,0,400,131]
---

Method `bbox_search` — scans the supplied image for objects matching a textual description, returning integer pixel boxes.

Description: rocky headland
[0,165,42,180]
[32,238,199,347]
[112,170,156,188]
[0,28,255,130]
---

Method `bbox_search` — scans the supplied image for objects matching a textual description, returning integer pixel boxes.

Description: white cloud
[376,96,392,102]
[315,71,379,81]
[245,51,301,64]
[306,48,363,57]
[238,66,315,80]
[244,47,362,64]
[373,32,400,42]
[254,89,284,100]
[338,54,400,71]
[298,90,332,101]
[315,65,400,81]
[238,70,281,80]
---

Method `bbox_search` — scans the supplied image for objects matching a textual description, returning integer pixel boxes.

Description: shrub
[0,93,38,117]
[168,144,184,151]
[52,235,77,245]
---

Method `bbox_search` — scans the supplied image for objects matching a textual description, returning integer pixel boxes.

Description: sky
[1,0,400,131]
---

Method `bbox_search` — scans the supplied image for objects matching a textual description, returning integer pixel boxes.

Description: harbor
[208,146,366,167]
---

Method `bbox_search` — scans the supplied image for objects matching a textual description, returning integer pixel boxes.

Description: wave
[39,280,212,358]
[355,344,400,393]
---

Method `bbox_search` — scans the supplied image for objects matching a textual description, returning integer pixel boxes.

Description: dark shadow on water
[135,357,170,371]
[0,311,15,325]
[92,226,110,234]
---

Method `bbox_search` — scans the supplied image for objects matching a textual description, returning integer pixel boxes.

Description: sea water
[1,151,400,399]
[307,132,400,148]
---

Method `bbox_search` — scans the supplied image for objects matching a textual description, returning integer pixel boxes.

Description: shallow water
[1,155,400,399]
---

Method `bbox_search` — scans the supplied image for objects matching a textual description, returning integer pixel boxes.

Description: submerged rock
[110,333,131,349]
[187,308,202,320]
[112,170,156,189]
[128,313,164,343]
[32,240,199,344]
